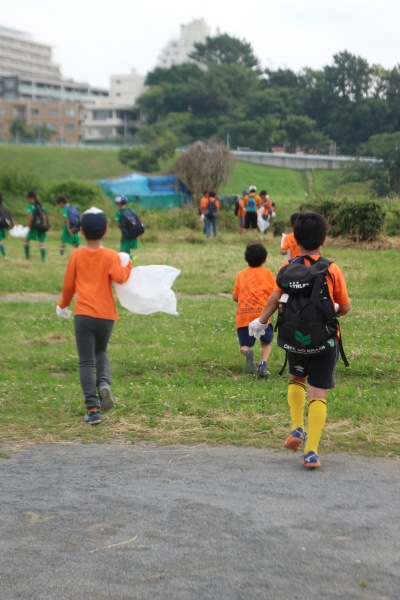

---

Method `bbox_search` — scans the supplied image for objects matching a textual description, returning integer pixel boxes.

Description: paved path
[1,443,399,599]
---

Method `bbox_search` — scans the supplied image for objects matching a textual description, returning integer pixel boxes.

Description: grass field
[0,145,398,459]
[1,226,399,459]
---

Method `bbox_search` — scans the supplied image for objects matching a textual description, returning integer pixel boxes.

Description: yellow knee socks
[287,381,306,431]
[304,399,327,454]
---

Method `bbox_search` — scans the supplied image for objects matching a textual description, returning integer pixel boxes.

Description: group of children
[3,187,350,470]
[236,186,276,235]
[233,211,350,469]
[0,191,139,262]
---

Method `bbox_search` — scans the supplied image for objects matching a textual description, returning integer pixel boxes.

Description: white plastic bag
[9,225,29,238]
[257,207,269,233]
[114,265,180,316]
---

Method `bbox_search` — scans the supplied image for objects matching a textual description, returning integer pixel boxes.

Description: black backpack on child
[205,198,217,219]
[121,208,145,240]
[275,255,348,373]
[0,205,13,229]
[31,201,50,233]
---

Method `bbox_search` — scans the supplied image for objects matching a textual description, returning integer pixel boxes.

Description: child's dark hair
[80,212,107,240]
[245,243,267,267]
[27,191,37,200]
[56,195,68,205]
[290,211,300,226]
[260,190,267,196]
[209,191,216,198]
[293,211,327,250]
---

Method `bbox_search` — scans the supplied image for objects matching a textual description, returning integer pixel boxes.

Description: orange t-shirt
[58,246,132,320]
[233,266,276,328]
[281,232,300,259]
[237,198,246,217]
[274,254,350,307]
[200,196,209,214]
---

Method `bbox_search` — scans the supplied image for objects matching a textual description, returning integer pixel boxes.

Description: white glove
[118,252,131,267]
[249,318,268,339]
[56,305,71,319]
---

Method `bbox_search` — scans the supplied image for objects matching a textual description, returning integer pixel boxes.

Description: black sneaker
[98,383,114,412]
[84,411,102,426]
[258,362,270,378]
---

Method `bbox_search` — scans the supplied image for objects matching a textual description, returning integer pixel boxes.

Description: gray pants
[74,315,114,410]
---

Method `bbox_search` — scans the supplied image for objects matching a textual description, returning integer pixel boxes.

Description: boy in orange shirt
[281,212,300,259]
[56,207,132,425]
[232,243,276,377]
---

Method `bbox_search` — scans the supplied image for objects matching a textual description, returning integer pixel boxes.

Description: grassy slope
[0,144,129,184]
[1,145,342,224]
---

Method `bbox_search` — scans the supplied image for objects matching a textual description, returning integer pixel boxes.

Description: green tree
[189,34,260,70]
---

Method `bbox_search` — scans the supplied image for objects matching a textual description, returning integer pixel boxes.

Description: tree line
[134,34,400,157]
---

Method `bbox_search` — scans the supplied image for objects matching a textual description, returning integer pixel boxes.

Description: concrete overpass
[232,150,381,170]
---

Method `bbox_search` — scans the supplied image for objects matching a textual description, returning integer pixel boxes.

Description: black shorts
[244,212,258,229]
[237,324,274,347]
[288,346,339,389]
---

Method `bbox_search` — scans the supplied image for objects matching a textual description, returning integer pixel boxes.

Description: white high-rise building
[0,26,61,80]
[109,68,146,105]
[157,19,211,69]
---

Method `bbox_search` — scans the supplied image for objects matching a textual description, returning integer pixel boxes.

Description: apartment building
[156,19,211,68]
[0,99,84,144]
[0,25,61,80]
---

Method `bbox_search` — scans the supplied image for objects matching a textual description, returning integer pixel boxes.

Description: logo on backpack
[68,206,81,233]
[246,196,256,212]
[275,256,344,357]
[0,205,13,229]
[31,202,50,233]
[121,208,145,240]
[205,199,217,220]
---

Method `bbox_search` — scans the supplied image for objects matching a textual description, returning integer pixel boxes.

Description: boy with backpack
[249,211,350,469]
[233,243,276,377]
[244,185,261,230]
[0,193,14,258]
[203,191,220,238]
[114,195,144,258]
[56,207,132,425]
[56,195,80,255]
[24,191,50,262]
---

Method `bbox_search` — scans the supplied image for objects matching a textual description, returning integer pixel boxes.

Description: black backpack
[0,204,13,229]
[275,255,348,372]
[234,199,240,216]
[121,208,145,240]
[205,199,217,219]
[31,202,50,233]
[68,205,81,233]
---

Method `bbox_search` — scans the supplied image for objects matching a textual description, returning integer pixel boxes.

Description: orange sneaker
[303,451,321,469]
[284,428,305,451]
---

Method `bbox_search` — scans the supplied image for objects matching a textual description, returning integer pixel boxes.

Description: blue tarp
[99,173,189,197]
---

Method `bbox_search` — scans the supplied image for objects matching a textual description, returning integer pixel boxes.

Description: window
[13,107,25,119]
[65,124,74,131]
[93,110,112,120]
[49,109,58,116]
[31,108,40,116]
[0,108,4,116]
[65,108,75,117]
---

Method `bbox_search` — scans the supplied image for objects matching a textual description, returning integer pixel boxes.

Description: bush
[272,220,285,237]
[383,208,400,236]
[335,199,385,241]
[0,168,42,196]
[45,180,104,211]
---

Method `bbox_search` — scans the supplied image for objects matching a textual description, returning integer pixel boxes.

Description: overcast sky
[2,0,399,89]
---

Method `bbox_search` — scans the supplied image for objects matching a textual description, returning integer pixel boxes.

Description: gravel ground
[1,443,399,600]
